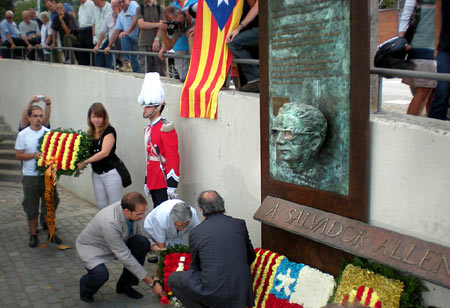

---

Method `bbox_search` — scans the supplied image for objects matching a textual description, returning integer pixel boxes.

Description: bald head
[197,190,225,217]
[5,10,14,19]
[22,10,30,23]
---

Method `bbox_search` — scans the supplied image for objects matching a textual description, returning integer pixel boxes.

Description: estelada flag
[179,0,243,119]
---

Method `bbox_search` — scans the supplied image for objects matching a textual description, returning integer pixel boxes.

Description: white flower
[289,265,335,308]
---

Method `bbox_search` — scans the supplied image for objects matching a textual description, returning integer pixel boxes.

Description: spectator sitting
[158,5,195,82]
[0,10,29,59]
[137,0,167,75]
[226,0,259,93]
[78,0,97,65]
[38,11,55,62]
[94,0,121,69]
[50,2,79,64]
[45,0,76,20]
[105,0,140,72]
[19,10,41,60]
[29,8,42,29]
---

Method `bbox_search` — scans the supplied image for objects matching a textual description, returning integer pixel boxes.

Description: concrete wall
[1,60,449,306]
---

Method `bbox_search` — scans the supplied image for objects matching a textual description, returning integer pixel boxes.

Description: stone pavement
[0,181,166,308]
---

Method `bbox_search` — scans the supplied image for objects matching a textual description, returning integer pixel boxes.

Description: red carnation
[160,296,169,305]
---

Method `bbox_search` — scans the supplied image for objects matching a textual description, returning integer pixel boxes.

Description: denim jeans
[120,35,141,72]
[428,50,450,120]
[95,39,114,69]
[79,235,150,297]
[227,27,259,83]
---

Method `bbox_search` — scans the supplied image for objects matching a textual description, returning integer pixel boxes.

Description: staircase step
[0,132,17,141]
[0,159,21,171]
[0,169,22,182]
[0,140,15,150]
[0,124,10,132]
[0,149,16,160]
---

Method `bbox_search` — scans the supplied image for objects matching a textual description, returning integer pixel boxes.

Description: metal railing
[371,67,450,113]
[1,45,449,113]
[0,45,259,88]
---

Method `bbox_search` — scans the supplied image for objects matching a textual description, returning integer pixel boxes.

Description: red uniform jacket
[145,118,180,190]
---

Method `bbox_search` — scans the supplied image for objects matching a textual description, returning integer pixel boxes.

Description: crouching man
[168,190,256,308]
[76,192,162,303]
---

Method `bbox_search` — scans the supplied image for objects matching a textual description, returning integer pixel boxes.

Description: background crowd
[0,0,260,92]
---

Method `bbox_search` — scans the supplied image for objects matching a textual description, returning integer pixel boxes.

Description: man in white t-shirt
[15,104,61,248]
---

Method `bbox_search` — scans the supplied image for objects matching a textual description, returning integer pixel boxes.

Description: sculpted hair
[197,190,225,216]
[27,105,43,116]
[87,102,110,137]
[121,192,147,211]
[169,202,192,223]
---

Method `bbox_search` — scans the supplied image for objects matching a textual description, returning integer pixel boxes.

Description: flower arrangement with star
[158,244,191,306]
[36,128,92,177]
[251,248,336,308]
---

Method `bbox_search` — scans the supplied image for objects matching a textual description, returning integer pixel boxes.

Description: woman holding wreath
[77,103,122,209]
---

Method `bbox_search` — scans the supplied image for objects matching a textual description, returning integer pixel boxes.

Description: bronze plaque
[259,0,370,274]
[255,196,450,289]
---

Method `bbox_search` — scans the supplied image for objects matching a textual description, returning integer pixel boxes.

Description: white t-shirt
[144,199,199,247]
[15,126,49,176]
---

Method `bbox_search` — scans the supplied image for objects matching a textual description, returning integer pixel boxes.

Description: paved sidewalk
[0,181,165,308]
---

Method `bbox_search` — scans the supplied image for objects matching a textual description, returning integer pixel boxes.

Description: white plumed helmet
[138,72,166,106]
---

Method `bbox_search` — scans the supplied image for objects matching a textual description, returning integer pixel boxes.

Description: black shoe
[239,81,259,93]
[116,284,143,299]
[29,235,39,248]
[48,233,62,244]
[147,255,158,263]
[80,293,94,303]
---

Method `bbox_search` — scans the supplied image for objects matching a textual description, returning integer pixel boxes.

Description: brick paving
[0,181,166,308]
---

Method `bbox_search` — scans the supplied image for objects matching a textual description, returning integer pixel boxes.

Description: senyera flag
[179,0,243,119]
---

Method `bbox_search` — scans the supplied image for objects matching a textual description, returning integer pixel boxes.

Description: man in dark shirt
[168,190,256,308]
[428,0,450,120]
[137,0,167,75]
[50,2,79,64]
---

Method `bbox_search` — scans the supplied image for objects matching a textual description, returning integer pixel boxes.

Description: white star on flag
[217,0,229,6]
[275,268,296,296]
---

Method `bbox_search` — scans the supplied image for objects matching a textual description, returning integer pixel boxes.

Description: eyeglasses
[6,16,13,20]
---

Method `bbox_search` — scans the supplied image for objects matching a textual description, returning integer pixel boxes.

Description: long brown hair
[87,102,110,137]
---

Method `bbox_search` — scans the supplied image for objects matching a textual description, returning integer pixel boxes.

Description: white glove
[167,187,177,199]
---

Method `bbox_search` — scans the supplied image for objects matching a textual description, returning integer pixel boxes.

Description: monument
[259,0,370,275]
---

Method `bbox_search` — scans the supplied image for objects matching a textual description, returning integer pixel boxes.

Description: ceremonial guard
[138,73,180,207]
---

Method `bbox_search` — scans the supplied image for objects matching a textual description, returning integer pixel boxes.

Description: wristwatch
[151,278,160,288]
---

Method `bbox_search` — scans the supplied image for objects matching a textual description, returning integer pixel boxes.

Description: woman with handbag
[77,102,123,209]
[399,0,437,116]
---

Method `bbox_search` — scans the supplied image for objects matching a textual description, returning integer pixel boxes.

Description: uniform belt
[148,156,160,162]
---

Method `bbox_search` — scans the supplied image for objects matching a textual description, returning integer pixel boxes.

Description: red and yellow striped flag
[179,0,243,119]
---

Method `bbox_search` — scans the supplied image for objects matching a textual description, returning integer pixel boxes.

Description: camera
[164,20,180,36]
[37,95,46,101]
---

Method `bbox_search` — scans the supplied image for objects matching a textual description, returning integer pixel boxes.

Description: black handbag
[112,157,132,188]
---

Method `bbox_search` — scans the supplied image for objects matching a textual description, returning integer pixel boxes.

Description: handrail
[2,45,450,114]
